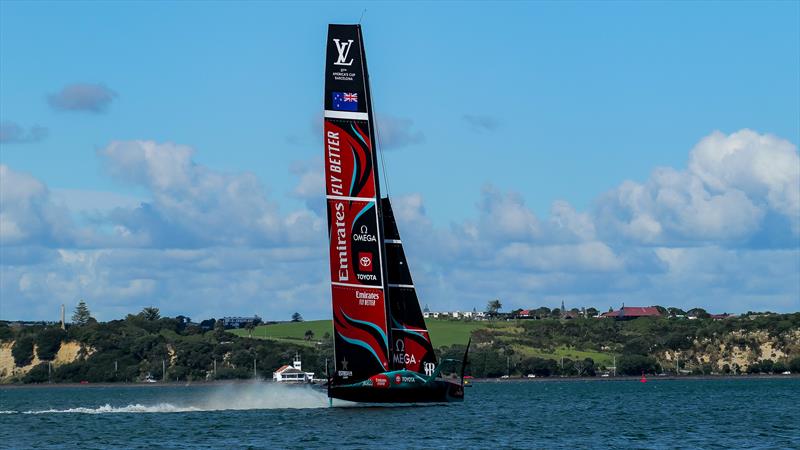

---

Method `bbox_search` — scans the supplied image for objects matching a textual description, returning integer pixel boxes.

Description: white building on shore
[273,353,314,383]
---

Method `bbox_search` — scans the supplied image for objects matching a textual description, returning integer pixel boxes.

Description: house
[273,353,314,383]
[517,309,534,319]
[562,310,580,320]
[221,315,262,329]
[601,306,662,320]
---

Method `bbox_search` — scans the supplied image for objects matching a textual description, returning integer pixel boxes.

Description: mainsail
[324,24,465,403]
[324,24,389,385]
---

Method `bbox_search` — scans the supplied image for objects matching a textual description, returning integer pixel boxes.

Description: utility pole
[253,356,257,378]
[48,361,52,383]
[613,355,616,377]
[162,359,166,382]
[114,360,118,373]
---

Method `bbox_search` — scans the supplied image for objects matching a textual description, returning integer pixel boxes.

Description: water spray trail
[6,382,331,415]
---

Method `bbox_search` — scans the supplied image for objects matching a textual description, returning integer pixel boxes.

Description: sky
[1,1,798,321]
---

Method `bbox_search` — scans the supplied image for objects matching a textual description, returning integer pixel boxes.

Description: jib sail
[382,198,438,376]
[324,24,389,385]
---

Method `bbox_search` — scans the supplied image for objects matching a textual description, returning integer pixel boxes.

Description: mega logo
[333,39,354,66]
[358,252,373,272]
[352,225,377,243]
[392,339,417,365]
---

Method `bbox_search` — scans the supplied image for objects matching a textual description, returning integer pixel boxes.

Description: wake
[5,382,331,415]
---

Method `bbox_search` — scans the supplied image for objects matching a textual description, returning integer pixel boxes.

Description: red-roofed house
[601,306,662,320]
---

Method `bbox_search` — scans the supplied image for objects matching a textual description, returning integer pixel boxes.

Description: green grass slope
[231,319,483,348]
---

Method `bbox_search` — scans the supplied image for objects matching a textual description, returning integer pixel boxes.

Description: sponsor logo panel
[325,199,381,287]
[370,374,390,389]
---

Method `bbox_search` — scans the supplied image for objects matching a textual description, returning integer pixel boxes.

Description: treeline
[2,308,799,383]
[1,308,329,384]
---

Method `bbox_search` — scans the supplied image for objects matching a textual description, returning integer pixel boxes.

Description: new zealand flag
[332,92,358,111]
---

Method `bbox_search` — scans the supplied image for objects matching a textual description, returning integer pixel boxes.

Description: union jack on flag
[332,92,358,111]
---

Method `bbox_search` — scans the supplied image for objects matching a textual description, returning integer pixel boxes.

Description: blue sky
[1,1,798,321]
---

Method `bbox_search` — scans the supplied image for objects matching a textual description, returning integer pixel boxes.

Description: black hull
[329,379,464,404]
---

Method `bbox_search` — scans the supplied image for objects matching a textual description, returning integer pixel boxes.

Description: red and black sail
[324,24,389,385]
[324,24,461,403]
[383,198,437,376]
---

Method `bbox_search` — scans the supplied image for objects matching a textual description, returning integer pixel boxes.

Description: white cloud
[1,129,798,321]
[98,140,302,247]
[0,165,76,246]
[596,130,798,245]
[689,129,800,232]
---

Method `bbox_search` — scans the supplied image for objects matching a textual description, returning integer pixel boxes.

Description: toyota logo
[360,256,371,266]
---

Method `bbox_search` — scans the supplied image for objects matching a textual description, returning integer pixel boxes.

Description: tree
[72,300,92,326]
[245,322,255,338]
[12,336,35,366]
[687,308,710,319]
[586,307,599,317]
[291,312,303,322]
[668,307,687,317]
[36,327,66,361]
[486,299,502,316]
[140,307,161,321]
[304,329,315,341]
[788,357,800,374]
[617,355,657,375]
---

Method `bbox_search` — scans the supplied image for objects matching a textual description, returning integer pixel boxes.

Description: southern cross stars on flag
[332,92,358,111]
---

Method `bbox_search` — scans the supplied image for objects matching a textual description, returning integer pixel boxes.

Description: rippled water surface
[1,378,798,449]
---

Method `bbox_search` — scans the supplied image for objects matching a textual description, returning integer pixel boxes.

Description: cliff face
[0,341,92,382]
[659,329,800,372]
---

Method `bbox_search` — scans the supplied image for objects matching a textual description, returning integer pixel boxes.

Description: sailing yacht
[323,24,468,403]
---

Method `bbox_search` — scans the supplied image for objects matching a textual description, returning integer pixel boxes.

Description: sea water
[1,378,798,449]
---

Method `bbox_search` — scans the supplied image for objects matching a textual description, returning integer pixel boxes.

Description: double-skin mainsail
[323,24,466,403]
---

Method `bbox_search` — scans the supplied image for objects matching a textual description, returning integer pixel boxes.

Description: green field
[230,320,332,346]
[230,320,613,365]
[231,319,485,347]
[511,344,617,367]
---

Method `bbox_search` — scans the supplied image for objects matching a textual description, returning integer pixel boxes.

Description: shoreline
[473,373,800,383]
[2,373,797,389]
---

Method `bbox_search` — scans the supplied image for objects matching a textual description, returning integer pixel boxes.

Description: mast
[356,26,394,350]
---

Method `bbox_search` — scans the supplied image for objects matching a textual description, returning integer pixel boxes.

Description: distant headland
[1,301,798,384]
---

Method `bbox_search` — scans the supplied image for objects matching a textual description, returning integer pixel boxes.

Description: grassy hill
[231,319,487,348]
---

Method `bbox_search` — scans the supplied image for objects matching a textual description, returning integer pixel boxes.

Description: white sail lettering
[327,131,344,195]
[334,202,348,281]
